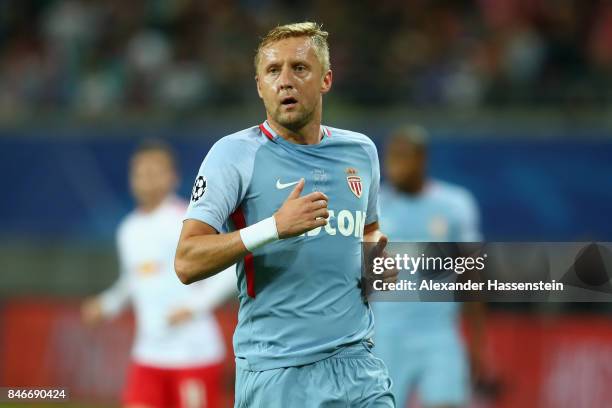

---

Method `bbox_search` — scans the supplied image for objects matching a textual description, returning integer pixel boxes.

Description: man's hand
[81,297,105,326]
[371,235,399,286]
[360,225,398,301]
[167,307,194,326]
[274,179,329,238]
[367,234,399,286]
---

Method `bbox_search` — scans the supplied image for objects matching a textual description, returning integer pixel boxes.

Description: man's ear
[321,69,333,94]
[255,75,263,99]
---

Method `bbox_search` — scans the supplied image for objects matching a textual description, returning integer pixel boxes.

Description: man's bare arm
[175,179,329,284]
[174,221,248,284]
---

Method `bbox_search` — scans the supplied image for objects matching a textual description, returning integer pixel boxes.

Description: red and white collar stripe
[259,121,331,142]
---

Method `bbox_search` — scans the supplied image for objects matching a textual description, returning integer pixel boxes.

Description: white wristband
[239,216,279,252]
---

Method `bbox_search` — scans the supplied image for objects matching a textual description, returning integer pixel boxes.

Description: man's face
[256,36,332,130]
[385,138,426,190]
[130,150,177,208]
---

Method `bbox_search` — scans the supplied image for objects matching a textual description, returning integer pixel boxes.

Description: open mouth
[281,97,298,107]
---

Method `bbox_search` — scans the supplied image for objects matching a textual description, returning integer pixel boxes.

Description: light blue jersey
[185,121,380,371]
[376,180,481,336]
[373,180,481,407]
[380,181,480,243]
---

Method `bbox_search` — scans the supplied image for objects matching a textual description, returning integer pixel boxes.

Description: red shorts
[123,361,223,408]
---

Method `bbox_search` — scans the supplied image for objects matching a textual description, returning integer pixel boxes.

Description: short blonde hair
[254,22,330,74]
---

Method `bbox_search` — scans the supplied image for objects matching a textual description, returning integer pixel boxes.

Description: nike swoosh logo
[276,179,300,189]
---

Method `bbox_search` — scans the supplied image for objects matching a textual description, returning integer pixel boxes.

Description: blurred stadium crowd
[2,2,612,407]
[1,0,612,118]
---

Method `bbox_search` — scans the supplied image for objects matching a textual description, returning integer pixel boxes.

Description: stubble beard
[272,103,315,132]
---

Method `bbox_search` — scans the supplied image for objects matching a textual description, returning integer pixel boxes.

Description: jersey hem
[234,340,370,372]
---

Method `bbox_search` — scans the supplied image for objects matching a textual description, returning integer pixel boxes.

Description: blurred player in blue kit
[174,22,397,407]
[373,126,486,408]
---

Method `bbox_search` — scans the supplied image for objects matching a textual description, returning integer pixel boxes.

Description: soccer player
[174,22,396,407]
[81,141,236,408]
[373,126,485,408]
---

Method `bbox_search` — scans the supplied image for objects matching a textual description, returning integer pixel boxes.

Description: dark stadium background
[1,1,612,407]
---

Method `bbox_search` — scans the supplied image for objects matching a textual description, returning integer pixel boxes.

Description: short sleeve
[365,141,380,225]
[184,139,250,232]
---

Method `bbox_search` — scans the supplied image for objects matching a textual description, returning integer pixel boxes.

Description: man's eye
[295,65,305,72]
[268,67,279,74]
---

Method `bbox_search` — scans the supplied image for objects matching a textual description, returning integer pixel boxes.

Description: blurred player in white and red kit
[82,141,236,408]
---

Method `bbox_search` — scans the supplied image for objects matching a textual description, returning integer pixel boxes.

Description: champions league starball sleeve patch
[191,175,207,202]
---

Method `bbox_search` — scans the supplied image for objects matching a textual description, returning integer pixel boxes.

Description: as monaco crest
[347,175,363,198]
[345,167,363,198]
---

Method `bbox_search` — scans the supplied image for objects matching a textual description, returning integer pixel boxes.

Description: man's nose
[278,66,294,90]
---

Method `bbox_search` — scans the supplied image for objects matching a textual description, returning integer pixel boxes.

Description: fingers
[302,191,328,203]
[381,268,399,284]
[288,185,328,204]
[307,199,328,211]
[287,178,305,200]
[278,182,332,237]
[374,234,388,255]
[312,217,328,228]
[313,208,330,219]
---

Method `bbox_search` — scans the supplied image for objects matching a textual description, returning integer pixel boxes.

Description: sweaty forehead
[260,37,317,65]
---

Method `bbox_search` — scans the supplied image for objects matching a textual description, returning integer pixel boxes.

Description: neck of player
[267,113,323,145]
